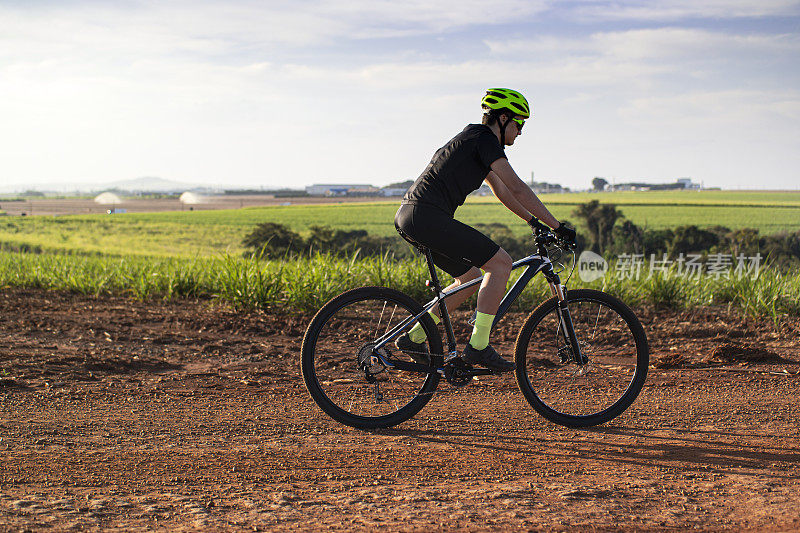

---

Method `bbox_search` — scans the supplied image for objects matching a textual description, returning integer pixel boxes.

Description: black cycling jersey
[402,124,506,216]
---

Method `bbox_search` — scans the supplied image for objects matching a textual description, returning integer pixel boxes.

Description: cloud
[484,28,800,88]
[569,0,800,21]
[0,1,798,189]
[487,28,800,61]
[319,0,552,36]
[0,0,552,65]
[620,89,800,130]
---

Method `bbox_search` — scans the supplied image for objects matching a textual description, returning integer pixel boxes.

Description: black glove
[554,221,577,244]
[527,216,550,234]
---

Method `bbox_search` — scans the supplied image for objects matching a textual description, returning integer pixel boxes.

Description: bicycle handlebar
[532,226,576,251]
[528,217,576,251]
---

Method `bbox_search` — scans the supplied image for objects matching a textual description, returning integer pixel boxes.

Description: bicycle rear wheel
[514,289,648,427]
[301,286,442,429]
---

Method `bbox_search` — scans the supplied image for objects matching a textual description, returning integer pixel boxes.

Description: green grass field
[1,190,799,317]
[536,190,800,207]
[0,190,798,258]
[1,249,798,318]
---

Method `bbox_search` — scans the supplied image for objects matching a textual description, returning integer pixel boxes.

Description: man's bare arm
[490,158,559,228]
[485,171,530,221]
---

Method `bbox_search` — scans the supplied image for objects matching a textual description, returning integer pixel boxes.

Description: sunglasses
[511,117,525,130]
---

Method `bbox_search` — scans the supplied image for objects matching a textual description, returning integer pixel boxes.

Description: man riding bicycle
[394,88,576,372]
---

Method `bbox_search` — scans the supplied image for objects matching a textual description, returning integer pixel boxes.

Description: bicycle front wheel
[514,289,649,427]
[301,286,442,429]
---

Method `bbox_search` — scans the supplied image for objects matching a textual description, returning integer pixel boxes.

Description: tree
[610,219,644,255]
[668,225,719,257]
[242,222,304,257]
[573,200,621,253]
[307,225,389,255]
[641,229,674,256]
[591,177,608,192]
[242,223,405,259]
[473,223,527,259]
[760,230,800,269]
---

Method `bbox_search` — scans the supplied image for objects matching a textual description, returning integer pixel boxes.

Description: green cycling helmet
[481,88,531,118]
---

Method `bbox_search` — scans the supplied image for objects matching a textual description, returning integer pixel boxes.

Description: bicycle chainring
[443,359,474,387]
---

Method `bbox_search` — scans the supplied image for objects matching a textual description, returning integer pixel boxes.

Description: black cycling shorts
[394,203,500,278]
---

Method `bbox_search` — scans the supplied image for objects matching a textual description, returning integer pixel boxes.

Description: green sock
[468,311,494,350]
[408,311,440,343]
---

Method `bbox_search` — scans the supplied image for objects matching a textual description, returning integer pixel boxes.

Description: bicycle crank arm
[467,368,498,376]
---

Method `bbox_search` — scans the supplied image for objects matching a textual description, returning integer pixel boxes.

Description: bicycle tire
[301,286,442,429]
[514,289,649,427]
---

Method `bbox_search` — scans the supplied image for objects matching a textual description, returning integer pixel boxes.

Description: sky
[2,0,799,192]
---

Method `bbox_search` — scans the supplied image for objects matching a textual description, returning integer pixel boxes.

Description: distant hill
[0,177,215,195]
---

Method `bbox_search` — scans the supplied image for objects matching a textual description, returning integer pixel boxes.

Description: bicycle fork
[549,280,587,365]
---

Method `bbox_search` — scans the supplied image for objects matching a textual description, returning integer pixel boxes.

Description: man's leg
[409,250,511,346]
[433,267,482,316]
[407,267,481,343]
[469,248,512,349]
[476,248,513,314]
[462,248,516,371]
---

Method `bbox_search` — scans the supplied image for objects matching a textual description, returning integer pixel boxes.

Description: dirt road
[1,289,798,531]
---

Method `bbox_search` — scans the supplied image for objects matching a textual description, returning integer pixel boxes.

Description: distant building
[610,178,700,192]
[305,184,379,196]
[676,178,701,190]
[531,181,569,194]
[611,183,648,192]
[472,184,493,196]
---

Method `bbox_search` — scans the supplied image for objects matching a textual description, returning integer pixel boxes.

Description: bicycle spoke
[373,300,388,339]
[590,303,603,342]
[384,304,397,337]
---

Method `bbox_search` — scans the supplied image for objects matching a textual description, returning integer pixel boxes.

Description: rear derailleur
[357,342,389,384]
[357,342,390,403]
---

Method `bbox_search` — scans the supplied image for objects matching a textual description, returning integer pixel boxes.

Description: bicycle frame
[371,244,583,369]
[303,230,648,429]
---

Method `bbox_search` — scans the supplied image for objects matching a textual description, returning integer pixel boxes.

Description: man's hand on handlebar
[554,222,577,247]
[528,217,577,248]
[527,216,550,235]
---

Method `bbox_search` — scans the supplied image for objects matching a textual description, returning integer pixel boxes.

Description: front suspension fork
[550,282,587,365]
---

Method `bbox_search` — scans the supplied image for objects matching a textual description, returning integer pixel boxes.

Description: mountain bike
[301,226,649,429]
